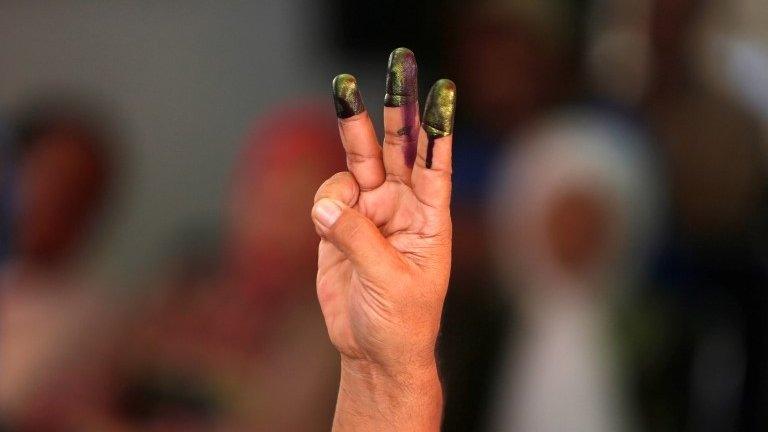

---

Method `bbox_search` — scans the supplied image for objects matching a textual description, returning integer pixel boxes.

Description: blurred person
[0,98,118,430]
[445,0,582,208]
[585,0,768,426]
[447,0,580,138]
[101,102,343,431]
[646,0,765,244]
[643,0,768,430]
[437,2,587,430]
[488,109,662,432]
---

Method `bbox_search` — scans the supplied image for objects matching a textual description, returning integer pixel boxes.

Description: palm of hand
[317,179,450,364]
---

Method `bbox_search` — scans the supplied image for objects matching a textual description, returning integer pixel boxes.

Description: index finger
[332,74,385,191]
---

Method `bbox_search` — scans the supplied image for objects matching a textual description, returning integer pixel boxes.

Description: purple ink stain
[400,101,418,168]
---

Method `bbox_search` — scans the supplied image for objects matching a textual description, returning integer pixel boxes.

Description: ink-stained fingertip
[332,74,366,119]
[422,79,456,138]
[384,47,418,107]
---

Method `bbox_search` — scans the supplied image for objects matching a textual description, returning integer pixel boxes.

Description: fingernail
[384,47,418,107]
[314,199,342,228]
[332,74,365,119]
[422,79,456,139]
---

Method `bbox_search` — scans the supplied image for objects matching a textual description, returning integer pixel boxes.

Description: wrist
[333,357,443,431]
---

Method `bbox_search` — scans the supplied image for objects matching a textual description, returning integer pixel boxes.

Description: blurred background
[1,0,768,430]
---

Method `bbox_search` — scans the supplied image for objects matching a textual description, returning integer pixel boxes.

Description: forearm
[332,358,443,431]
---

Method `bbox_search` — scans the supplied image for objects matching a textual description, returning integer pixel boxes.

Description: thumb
[312,198,403,279]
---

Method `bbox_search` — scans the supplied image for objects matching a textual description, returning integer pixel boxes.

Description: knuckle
[346,151,378,165]
[383,127,417,148]
[385,172,409,184]
[314,171,356,203]
[330,171,354,183]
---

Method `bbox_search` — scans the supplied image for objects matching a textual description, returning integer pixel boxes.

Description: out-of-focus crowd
[2,0,768,431]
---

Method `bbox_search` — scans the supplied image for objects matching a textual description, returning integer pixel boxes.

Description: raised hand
[310,48,455,431]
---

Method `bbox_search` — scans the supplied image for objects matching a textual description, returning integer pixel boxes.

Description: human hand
[311,48,455,431]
